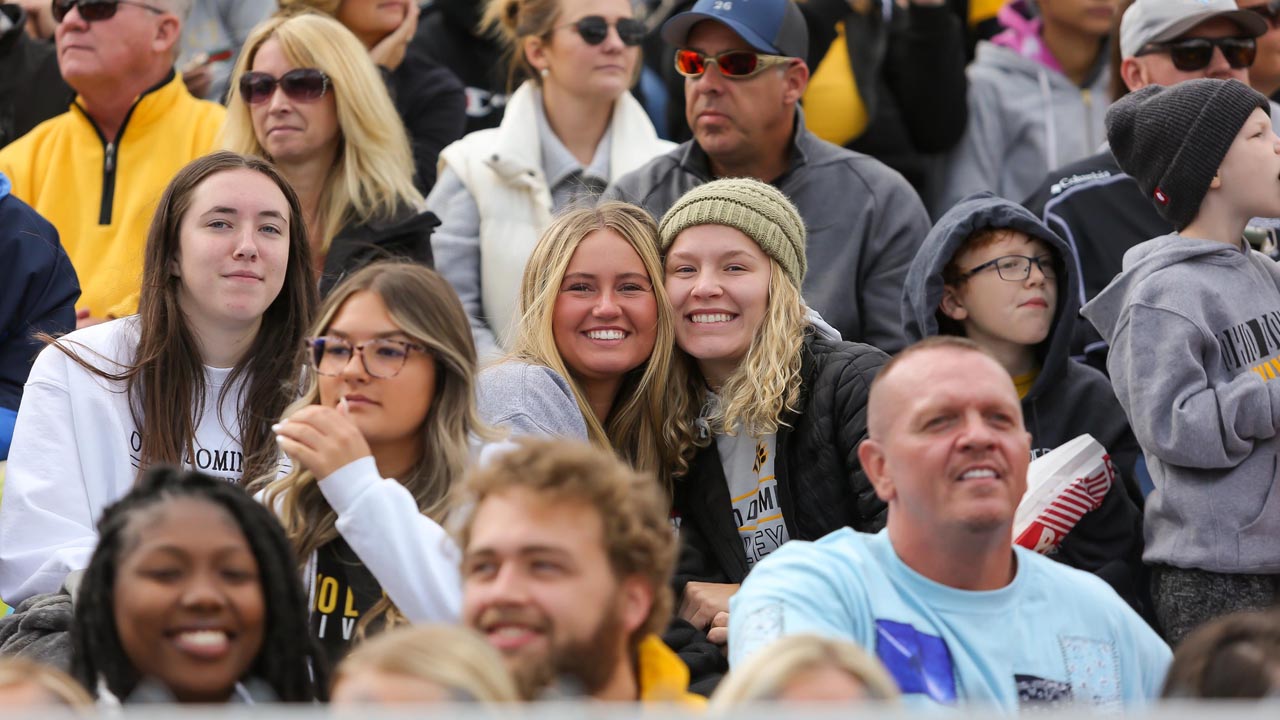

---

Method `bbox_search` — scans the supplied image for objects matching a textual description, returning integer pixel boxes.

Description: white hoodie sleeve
[317,456,462,623]
[0,355,99,603]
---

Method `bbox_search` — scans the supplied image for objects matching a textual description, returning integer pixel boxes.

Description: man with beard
[458,439,704,705]
[729,337,1170,710]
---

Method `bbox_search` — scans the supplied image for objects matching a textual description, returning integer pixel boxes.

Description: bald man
[728,337,1170,710]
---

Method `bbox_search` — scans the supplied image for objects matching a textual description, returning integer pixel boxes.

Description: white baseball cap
[1120,0,1267,59]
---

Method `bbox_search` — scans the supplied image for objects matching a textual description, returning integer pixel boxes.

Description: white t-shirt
[0,317,253,603]
[716,429,789,569]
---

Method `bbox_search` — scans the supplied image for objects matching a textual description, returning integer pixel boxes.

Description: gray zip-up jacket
[933,41,1109,215]
[1082,235,1280,574]
[604,109,929,354]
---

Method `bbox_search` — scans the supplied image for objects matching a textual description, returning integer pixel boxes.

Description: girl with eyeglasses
[428,0,673,360]
[223,11,436,297]
[0,151,317,605]
[257,261,486,666]
[275,0,467,193]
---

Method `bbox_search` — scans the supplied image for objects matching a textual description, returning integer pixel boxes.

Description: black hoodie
[0,4,73,150]
[414,0,509,134]
[902,192,1148,616]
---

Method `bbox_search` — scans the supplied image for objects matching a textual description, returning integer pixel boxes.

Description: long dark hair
[47,151,318,485]
[69,467,328,702]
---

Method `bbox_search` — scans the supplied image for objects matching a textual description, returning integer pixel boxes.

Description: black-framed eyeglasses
[307,337,427,379]
[962,254,1057,282]
[1244,1,1280,29]
[238,69,331,105]
[554,15,646,46]
[673,49,793,79]
[51,0,163,23]
[1135,36,1257,72]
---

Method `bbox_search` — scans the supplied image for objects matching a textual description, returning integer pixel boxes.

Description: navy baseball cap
[661,0,808,59]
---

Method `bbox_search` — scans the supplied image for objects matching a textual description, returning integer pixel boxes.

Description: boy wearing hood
[1083,79,1280,643]
[903,192,1146,613]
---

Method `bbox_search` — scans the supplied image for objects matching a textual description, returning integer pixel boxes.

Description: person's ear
[170,257,181,277]
[858,438,895,504]
[1209,170,1223,190]
[1120,57,1147,92]
[781,60,809,105]
[154,13,181,54]
[523,35,548,77]
[940,284,968,322]
[617,576,654,637]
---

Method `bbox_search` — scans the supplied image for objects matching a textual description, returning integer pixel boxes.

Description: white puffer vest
[437,81,674,348]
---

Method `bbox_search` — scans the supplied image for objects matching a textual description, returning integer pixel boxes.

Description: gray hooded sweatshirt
[1082,235,1280,574]
[933,42,1109,216]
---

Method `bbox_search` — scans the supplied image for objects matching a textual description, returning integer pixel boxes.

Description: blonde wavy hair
[256,262,485,635]
[0,658,94,709]
[334,625,520,703]
[221,11,422,253]
[510,202,692,482]
[708,634,900,707]
[672,259,807,454]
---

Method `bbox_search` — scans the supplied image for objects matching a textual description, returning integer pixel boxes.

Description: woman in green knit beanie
[659,178,890,646]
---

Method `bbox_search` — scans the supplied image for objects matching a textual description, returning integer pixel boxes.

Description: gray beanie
[657,178,807,287]
[1105,79,1269,230]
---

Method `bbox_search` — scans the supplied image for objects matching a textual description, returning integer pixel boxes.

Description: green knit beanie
[657,177,807,287]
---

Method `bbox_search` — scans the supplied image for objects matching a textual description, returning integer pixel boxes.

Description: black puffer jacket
[673,333,888,591]
[319,206,439,297]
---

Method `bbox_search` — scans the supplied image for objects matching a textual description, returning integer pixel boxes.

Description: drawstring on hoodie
[1038,69,1059,172]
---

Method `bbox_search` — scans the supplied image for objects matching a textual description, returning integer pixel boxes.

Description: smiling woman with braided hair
[69,467,325,704]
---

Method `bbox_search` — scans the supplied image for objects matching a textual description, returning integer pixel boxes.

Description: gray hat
[1105,79,1269,230]
[1120,0,1267,59]
[661,0,808,59]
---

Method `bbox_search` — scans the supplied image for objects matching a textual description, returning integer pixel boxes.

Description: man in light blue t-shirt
[729,336,1171,710]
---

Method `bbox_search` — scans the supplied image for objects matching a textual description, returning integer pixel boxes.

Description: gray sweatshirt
[1082,234,1280,574]
[933,42,1109,216]
[475,362,588,441]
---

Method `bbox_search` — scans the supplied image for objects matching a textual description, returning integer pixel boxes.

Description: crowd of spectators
[0,0,1279,711]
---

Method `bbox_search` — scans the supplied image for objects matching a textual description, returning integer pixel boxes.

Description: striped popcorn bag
[1014,434,1114,554]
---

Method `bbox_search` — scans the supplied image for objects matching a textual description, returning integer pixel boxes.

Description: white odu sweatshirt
[0,317,250,603]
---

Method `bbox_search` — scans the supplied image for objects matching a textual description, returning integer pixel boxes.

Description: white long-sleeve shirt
[0,318,249,603]
[311,456,462,623]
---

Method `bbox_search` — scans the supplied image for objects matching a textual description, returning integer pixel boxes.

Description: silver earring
[540,67,549,78]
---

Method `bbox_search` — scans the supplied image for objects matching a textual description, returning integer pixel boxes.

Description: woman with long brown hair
[0,151,317,605]
[258,261,485,666]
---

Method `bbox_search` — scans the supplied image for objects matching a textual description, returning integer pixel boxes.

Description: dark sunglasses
[674,48,792,79]
[238,68,331,105]
[51,0,163,22]
[555,15,646,46]
[1136,36,1257,72]
[1244,1,1280,29]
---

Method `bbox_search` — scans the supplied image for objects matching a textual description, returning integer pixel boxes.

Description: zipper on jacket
[99,141,117,225]
[78,71,172,225]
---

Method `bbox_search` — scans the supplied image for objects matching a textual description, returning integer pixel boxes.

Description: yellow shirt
[802,21,869,147]
[1014,367,1041,400]
[970,0,1004,26]
[0,73,225,318]
[637,634,707,707]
